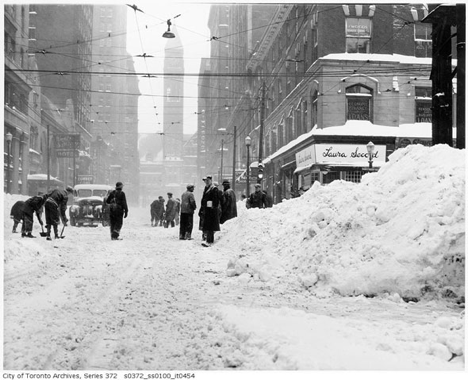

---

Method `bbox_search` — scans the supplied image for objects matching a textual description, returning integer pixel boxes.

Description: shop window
[346,84,373,121]
[414,24,432,58]
[343,171,364,183]
[346,18,372,53]
[415,86,432,123]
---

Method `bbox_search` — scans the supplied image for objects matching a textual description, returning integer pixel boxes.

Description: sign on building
[55,133,80,157]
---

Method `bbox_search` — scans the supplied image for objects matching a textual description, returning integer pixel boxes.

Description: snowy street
[3,145,465,371]
[3,208,464,371]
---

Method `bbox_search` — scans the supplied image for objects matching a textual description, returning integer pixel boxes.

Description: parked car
[69,184,113,227]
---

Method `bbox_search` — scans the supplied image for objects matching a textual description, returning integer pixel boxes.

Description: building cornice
[246,5,293,71]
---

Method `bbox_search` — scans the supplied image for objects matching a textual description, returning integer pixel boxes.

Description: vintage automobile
[69,184,113,227]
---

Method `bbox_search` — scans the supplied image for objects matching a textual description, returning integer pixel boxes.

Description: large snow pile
[218,144,465,300]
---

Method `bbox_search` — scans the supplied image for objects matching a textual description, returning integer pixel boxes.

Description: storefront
[294,142,388,187]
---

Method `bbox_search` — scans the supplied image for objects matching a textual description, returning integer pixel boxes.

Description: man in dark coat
[263,190,273,208]
[150,196,165,227]
[179,184,197,240]
[199,175,220,246]
[10,200,25,233]
[44,186,73,240]
[21,195,46,238]
[248,184,267,209]
[106,181,128,240]
[164,192,177,228]
[220,179,237,224]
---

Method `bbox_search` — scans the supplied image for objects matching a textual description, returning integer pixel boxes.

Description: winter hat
[222,179,230,185]
[66,185,74,193]
[187,184,195,190]
[202,175,212,181]
[254,184,261,188]
[115,182,123,189]
[167,192,173,196]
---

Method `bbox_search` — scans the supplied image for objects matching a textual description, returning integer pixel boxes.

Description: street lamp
[218,126,237,191]
[366,141,375,169]
[6,132,12,194]
[162,19,175,38]
[245,136,251,198]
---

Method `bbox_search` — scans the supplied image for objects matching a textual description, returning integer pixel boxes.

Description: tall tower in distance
[163,25,185,194]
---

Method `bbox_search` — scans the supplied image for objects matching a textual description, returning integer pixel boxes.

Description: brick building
[201,4,456,203]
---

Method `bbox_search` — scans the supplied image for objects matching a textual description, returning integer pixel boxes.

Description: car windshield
[93,189,108,197]
[77,189,92,198]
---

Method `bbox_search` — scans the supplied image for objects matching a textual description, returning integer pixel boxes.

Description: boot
[46,225,52,240]
[25,233,36,238]
[185,232,192,240]
[179,233,186,240]
[54,225,59,239]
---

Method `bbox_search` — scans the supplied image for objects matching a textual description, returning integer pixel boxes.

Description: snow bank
[217,144,465,300]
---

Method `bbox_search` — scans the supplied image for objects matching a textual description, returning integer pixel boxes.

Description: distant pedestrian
[179,184,197,240]
[10,200,25,233]
[21,195,46,238]
[263,190,273,208]
[106,182,128,240]
[164,192,177,228]
[199,175,220,246]
[151,196,165,227]
[175,197,181,226]
[247,184,267,209]
[220,179,237,224]
[44,186,73,240]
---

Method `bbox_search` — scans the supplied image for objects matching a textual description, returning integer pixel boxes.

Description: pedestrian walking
[44,186,73,240]
[247,184,267,209]
[10,200,25,233]
[164,192,177,228]
[199,175,220,246]
[220,179,237,224]
[21,195,46,238]
[106,182,128,240]
[179,184,197,240]
[263,190,273,208]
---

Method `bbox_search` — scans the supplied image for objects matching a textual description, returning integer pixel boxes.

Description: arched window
[345,84,373,121]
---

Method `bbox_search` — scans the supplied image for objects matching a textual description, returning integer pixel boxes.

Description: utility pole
[232,125,237,191]
[47,125,50,193]
[259,82,265,165]
[258,82,266,184]
[220,139,224,182]
[456,3,465,149]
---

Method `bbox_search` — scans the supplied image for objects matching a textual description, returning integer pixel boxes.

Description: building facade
[4,4,140,199]
[89,4,140,204]
[201,3,458,203]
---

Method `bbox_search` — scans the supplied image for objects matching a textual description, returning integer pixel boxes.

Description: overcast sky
[125,1,212,135]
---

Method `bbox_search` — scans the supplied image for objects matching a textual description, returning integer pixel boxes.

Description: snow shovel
[39,224,47,237]
[59,224,66,239]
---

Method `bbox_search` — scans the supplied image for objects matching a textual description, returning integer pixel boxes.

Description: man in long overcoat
[164,192,177,228]
[106,181,128,240]
[220,179,237,224]
[199,175,220,246]
[179,184,197,240]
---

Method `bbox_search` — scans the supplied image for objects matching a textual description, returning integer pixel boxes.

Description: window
[346,18,372,53]
[346,84,372,121]
[28,27,36,41]
[414,24,432,58]
[415,87,432,123]
[311,90,318,127]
